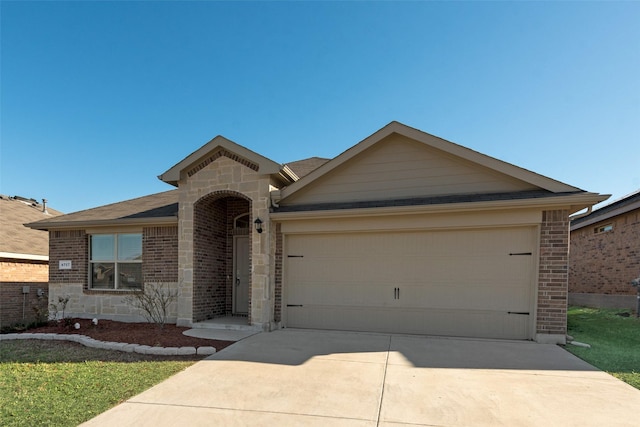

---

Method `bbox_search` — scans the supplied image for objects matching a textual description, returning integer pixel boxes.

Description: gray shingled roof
[571,188,640,231]
[27,190,179,230]
[285,157,330,178]
[0,195,63,257]
[274,190,581,213]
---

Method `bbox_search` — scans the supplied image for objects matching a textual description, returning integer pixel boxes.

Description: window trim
[89,233,142,290]
[594,223,614,234]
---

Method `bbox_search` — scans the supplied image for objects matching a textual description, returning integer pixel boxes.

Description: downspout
[568,206,592,221]
[270,190,280,208]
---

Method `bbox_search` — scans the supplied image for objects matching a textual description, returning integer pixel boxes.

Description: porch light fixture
[254,218,263,234]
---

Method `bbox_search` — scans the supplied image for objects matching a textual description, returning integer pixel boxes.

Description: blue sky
[1,1,638,214]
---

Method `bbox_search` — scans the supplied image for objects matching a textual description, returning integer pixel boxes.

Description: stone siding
[177,155,273,328]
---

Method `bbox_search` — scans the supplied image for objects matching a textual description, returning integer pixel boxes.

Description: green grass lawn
[565,306,640,390]
[0,340,198,427]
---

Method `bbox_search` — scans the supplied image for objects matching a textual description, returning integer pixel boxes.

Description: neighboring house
[569,189,640,311]
[27,122,607,344]
[0,195,62,328]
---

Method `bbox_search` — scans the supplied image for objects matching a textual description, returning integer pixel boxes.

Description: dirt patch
[22,318,235,351]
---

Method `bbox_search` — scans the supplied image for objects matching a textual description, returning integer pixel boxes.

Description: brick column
[536,209,569,344]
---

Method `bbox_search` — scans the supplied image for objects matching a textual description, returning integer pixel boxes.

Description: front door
[233,235,250,314]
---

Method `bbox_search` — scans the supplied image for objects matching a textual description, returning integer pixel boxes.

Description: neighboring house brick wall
[569,210,640,296]
[0,259,49,328]
[0,259,49,282]
[536,209,569,338]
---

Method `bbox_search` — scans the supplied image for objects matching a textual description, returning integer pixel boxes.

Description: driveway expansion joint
[0,333,216,355]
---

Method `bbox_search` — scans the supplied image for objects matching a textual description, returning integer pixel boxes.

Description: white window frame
[594,224,614,234]
[89,233,143,290]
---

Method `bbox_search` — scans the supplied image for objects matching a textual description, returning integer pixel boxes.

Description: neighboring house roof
[158,135,298,186]
[285,157,330,178]
[0,195,63,259]
[571,189,640,231]
[27,190,178,231]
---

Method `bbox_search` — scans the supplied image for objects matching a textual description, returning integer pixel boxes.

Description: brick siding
[0,259,49,282]
[46,227,180,322]
[50,230,88,285]
[274,223,282,322]
[0,259,49,328]
[536,209,569,336]
[193,193,251,322]
[194,197,227,321]
[569,209,640,296]
[143,226,179,283]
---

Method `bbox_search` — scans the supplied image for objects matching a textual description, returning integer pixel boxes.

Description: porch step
[191,317,261,332]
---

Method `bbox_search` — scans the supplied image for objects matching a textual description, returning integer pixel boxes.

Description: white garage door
[285,227,535,340]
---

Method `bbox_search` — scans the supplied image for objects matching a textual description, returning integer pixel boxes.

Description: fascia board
[271,193,608,221]
[25,216,178,231]
[0,252,48,261]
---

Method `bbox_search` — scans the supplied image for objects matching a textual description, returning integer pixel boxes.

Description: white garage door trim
[284,226,537,340]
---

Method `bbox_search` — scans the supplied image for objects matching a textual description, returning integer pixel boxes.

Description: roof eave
[271,192,608,221]
[26,216,178,231]
[0,252,48,261]
[571,198,640,231]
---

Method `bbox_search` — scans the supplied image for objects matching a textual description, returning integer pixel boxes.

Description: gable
[279,133,539,207]
[159,135,294,187]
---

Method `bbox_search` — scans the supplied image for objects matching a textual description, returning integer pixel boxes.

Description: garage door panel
[287,306,530,340]
[288,281,393,307]
[285,227,535,339]
[400,283,530,312]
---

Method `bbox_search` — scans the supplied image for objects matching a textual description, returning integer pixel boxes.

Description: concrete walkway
[81,329,640,426]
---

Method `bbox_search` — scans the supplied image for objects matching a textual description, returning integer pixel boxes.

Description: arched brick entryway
[193,191,251,323]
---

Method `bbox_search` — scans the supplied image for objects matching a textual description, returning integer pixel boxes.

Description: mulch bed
[21,318,235,351]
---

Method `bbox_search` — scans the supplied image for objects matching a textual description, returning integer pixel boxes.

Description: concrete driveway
[82,329,640,426]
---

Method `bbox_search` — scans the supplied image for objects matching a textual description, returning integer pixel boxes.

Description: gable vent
[187,149,259,177]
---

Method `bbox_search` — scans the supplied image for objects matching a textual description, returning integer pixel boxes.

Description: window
[234,213,250,235]
[90,233,142,290]
[594,224,613,234]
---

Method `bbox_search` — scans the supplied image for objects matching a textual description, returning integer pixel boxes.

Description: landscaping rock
[197,346,216,355]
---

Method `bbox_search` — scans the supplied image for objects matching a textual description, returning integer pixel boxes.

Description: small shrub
[122,283,177,329]
[31,305,49,327]
[49,295,71,323]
